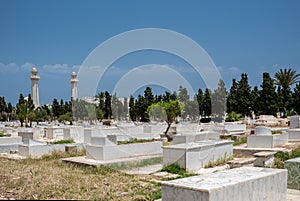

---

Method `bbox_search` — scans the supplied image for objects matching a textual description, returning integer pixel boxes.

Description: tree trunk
[164,122,173,142]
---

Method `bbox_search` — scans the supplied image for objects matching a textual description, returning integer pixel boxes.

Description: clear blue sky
[0,0,300,105]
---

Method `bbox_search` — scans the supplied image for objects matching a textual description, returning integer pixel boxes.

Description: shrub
[274,146,300,169]
[225,112,242,122]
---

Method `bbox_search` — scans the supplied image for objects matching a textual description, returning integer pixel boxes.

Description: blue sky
[0,0,300,105]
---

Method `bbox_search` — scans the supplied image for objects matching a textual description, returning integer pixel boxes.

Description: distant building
[70,71,79,101]
[30,67,40,108]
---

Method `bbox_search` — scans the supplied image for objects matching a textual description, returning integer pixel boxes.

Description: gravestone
[290,116,300,129]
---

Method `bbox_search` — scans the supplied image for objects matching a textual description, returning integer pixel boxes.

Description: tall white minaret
[30,67,40,108]
[70,71,78,101]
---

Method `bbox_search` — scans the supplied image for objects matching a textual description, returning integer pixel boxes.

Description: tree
[104,91,112,119]
[16,94,35,127]
[72,100,88,121]
[227,79,238,114]
[0,97,7,121]
[196,88,204,117]
[34,108,48,124]
[129,95,136,121]
[6,102,13,121]
[147,99,182,141]
[250,86,259,117]
[135,95,148,122]
[52,98,61,120]
[274,68,300,89]
[258,72,278,116]
[58,112,73,124]
[274,68,300,116]
[236,73,252,116]
[203,88,212,117]
[178,85,189,103]
[17,103,28,127]
[212,79,227,121]
[292,82,300,114]
[181,99,198,121]
[144,87,154,107]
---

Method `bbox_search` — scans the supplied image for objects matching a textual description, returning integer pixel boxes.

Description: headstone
[18,132,34,144]
[255,126,272,135]
[290,116,300,129]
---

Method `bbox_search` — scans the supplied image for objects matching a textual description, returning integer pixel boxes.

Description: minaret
[70,71,78,101]
[30,67,40,108]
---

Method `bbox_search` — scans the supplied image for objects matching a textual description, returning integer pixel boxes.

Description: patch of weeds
[0,131,5,137]
[221,135,247,146]
[161,163,196,178]
[48,139,75,144]
[204,153,233,168]
[271,130,283,135]
[41,149,85,160]
[107,157,163,171]
[117,138,154,145]
[274,145,300,169]
[133,182,162,200]
[233,136,247,146]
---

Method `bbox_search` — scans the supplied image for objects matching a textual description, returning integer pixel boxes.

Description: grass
[0,150,161,200]
[0,131,4,137]
[221,135,247,146]
[271,130,284,135]
[48,139,75,144]
[117,138,154,145]
[273,145,300,169]
[233,136,247,146]
[161,163,196,178]
[204,153,233,168]
[106,157,163,171]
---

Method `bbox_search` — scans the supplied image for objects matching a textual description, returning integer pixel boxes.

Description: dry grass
[0,151,161,200]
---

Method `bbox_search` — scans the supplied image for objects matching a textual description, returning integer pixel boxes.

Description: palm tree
[274,68,300,116]
[274,68,300,88]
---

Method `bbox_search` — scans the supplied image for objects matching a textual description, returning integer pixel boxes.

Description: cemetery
[0,68,299,200]
[1,119,300,200]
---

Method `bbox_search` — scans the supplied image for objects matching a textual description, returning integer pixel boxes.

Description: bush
[225,112,242,122]
[0,131,4,137]
[274,146,300,169]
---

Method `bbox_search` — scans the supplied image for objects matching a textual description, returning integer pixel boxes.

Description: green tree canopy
[147,99,182,141]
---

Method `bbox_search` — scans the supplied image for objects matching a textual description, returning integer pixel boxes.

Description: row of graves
[1,117,300,200]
